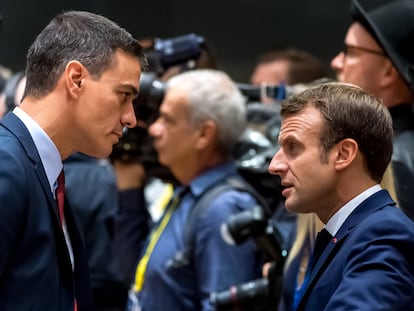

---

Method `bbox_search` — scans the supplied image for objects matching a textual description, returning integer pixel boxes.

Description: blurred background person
[117,33,220,222]
[250,47,331,87]
[0,65,13,118]
[115,69,264,311]
[0,70,25,117]
[331,0,414,220]
[110,34,223,285]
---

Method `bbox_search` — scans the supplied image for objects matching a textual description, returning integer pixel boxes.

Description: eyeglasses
[342,44,387,57]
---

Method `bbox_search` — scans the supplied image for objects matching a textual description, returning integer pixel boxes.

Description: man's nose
[148,118,161,137]
[122,102,137,128]
[268,150,287,176]
[330,52,344,71]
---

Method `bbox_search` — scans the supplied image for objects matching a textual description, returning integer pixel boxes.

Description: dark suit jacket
[0,112,93,311]
[296,190,414,311]
[64,153,128,310]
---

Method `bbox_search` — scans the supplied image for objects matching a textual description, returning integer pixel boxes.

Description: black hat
[351,0,414,92]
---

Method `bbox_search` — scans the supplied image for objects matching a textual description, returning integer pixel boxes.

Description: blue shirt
[136,161,262,311]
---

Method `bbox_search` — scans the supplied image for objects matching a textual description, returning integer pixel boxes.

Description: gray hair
[167,69,247,155]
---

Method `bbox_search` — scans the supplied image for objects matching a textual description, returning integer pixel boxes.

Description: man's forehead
[347,22,381,48]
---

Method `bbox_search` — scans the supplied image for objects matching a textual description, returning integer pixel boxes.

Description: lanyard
[133,187,183,292]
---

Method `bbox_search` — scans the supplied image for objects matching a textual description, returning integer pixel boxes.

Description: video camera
[209,205,287,311]
[145,33,206,75]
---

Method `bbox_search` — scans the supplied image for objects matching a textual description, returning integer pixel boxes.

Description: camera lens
[210,278,270,311]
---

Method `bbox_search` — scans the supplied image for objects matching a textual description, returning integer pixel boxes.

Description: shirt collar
[13,107,62,193]
[325,184,382,236]
[188,161,238,198]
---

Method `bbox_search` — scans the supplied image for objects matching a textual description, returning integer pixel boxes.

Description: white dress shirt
[325,184,382,236]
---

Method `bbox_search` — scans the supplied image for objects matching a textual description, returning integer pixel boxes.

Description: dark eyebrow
[279,133,299,146]
[121,83,139,99]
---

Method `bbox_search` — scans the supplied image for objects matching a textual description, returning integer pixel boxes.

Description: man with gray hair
[115,69,264,311]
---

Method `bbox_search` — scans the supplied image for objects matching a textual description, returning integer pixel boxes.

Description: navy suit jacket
[0,112,93,310]
[296,190,414,311]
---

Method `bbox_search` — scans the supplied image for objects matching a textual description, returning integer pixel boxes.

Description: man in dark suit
[0,11,145,310]
[268,82,414,310]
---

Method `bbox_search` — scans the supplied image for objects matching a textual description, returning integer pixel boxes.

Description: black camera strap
[166,177,269,269]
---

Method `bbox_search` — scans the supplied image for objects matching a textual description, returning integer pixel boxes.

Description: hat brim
[351,0,414,92]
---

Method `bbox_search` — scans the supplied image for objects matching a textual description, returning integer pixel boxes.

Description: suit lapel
[296,190,396,310]
[1,112,61,223]
[65,200,94,309]
[1,112,93,309]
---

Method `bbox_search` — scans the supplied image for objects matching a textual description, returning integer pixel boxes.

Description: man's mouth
[113,131,123,139]
[281,182,293,196]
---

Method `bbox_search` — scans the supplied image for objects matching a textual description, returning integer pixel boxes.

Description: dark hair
[256,47,330,84]
[24,11,146,98]
[281,82,393,182]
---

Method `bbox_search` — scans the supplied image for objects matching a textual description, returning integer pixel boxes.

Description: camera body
[210,278,272,311]
[211,206,287,311]
[151,33,205,74]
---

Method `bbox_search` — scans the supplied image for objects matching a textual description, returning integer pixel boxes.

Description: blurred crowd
[1,1,414,311]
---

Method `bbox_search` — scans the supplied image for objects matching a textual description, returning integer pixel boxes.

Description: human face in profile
[268,106,337,216]
[74,49,141,158]
[331,22,389,97]
[148,87,200,179]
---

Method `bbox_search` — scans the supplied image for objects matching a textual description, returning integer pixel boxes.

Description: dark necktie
[310,228,332,272]
[56,170,65,226]
[56,170,78,311]
[293,228,333,310]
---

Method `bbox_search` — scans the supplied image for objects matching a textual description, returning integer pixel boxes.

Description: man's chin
[284,201,300,213]
[82,147,111,159]
[157,157,169,168]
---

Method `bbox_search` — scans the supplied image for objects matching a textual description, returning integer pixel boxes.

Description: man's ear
[195,119,217,150]
[334,138,358,171]
[65,60,85,98]
[381,59,398,88]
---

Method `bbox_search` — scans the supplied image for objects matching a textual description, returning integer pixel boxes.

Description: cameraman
[111,34,222,283]
[114,69,264,311]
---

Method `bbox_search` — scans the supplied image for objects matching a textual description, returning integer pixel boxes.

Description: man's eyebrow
[278,133,298,145]
[120,83,139,98]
